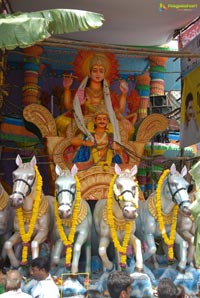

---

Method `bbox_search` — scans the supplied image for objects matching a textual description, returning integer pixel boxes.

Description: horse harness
[166,175,189,208]
[114,189,138,211]
[148,194,176,225]
[12,177,35,198]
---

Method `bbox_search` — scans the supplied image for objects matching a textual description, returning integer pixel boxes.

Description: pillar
[136,72,151,119]
[22,45,43,106]
[149,56,168,96]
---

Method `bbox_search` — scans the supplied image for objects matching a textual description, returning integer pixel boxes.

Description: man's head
[94,113,109,129]
[185,92,194,122]
[30,257,50,281]
[107,271,133,298]
[157,278,177,298]
[5,270,22,291]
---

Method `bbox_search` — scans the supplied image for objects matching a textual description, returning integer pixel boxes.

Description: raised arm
[118,80,129,114]
[63,76,74,111]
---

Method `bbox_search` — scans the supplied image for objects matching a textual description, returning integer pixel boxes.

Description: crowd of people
[0,261,197,298]
[0,257,60,297]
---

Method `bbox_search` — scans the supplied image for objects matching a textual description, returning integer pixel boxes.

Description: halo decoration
[73,50,119,83]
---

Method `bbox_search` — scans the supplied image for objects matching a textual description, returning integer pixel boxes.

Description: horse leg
[31,234,49,259]
[175,233,187,273]
[151,254,159,269]
[51,239,64,266]
[179,227,195,266]
[0,231,13,261]
[4,232,21,268]
[71,231,89,274]
[130,235,143,272]
[142,233,157,264]
[188,242,195,267]
[180,231,195,266]
[99,237,113,271]
[115,250,121,270]
[85,236,91,274]
[31,218,50,259]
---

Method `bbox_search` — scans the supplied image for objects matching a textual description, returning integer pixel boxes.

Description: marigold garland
[107,174,134,268]
[16,165,42,265]
[156,169,179,260]
[54,175,81,267]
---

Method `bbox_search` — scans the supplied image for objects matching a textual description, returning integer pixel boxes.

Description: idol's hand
[83,140,95,147]
[121,118,132,131]
[119,80,129,94]
[63,75,73,89]
[112,142,121,152]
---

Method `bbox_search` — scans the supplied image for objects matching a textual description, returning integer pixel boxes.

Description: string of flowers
[107,174,133,268]
[54,175,81,267]
[156,169,179,260]
[16,165,42,265]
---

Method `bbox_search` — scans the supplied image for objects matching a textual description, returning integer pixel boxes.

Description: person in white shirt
[30,256,60,298]
[0,269,32,297]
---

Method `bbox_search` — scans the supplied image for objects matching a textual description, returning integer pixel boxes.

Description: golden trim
[22,195,49,224]
[102,205,130,231]
[0,190,8,211]
[148,193,174,225]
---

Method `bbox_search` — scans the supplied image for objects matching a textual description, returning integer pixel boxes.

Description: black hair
[107,271,133,298]
[185,92,193,108]
[30,256,50,272]
[157,278,177,298]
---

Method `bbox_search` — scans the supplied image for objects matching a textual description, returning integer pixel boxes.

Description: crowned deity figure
[55,51,137,144]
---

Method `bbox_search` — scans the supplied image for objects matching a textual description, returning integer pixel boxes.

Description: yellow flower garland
[107,174,134,268]
[54,175,81,267]
[16,165,42,265]
[156,169,179,260]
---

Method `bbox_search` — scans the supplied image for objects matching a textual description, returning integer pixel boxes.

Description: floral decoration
[16,165,42,265]
[156,169,179,260]
[107,174,133,268]
[54,175,81,267]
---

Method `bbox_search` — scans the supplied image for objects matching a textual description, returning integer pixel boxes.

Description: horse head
[113,164,139,220]
[55,164,78,219]
[9,155,36,208]
[162,163,190,216]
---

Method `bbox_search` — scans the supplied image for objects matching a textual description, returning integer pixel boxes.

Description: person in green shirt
[0,269,6,293]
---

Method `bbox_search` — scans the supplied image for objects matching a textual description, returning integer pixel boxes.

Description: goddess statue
[55,52,137,143]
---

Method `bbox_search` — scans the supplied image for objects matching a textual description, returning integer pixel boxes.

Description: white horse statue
[93,164,143,272]
[135,163,191,273]
[0,183,14,261]
[51,164,92,274]
[4,155,53,268]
